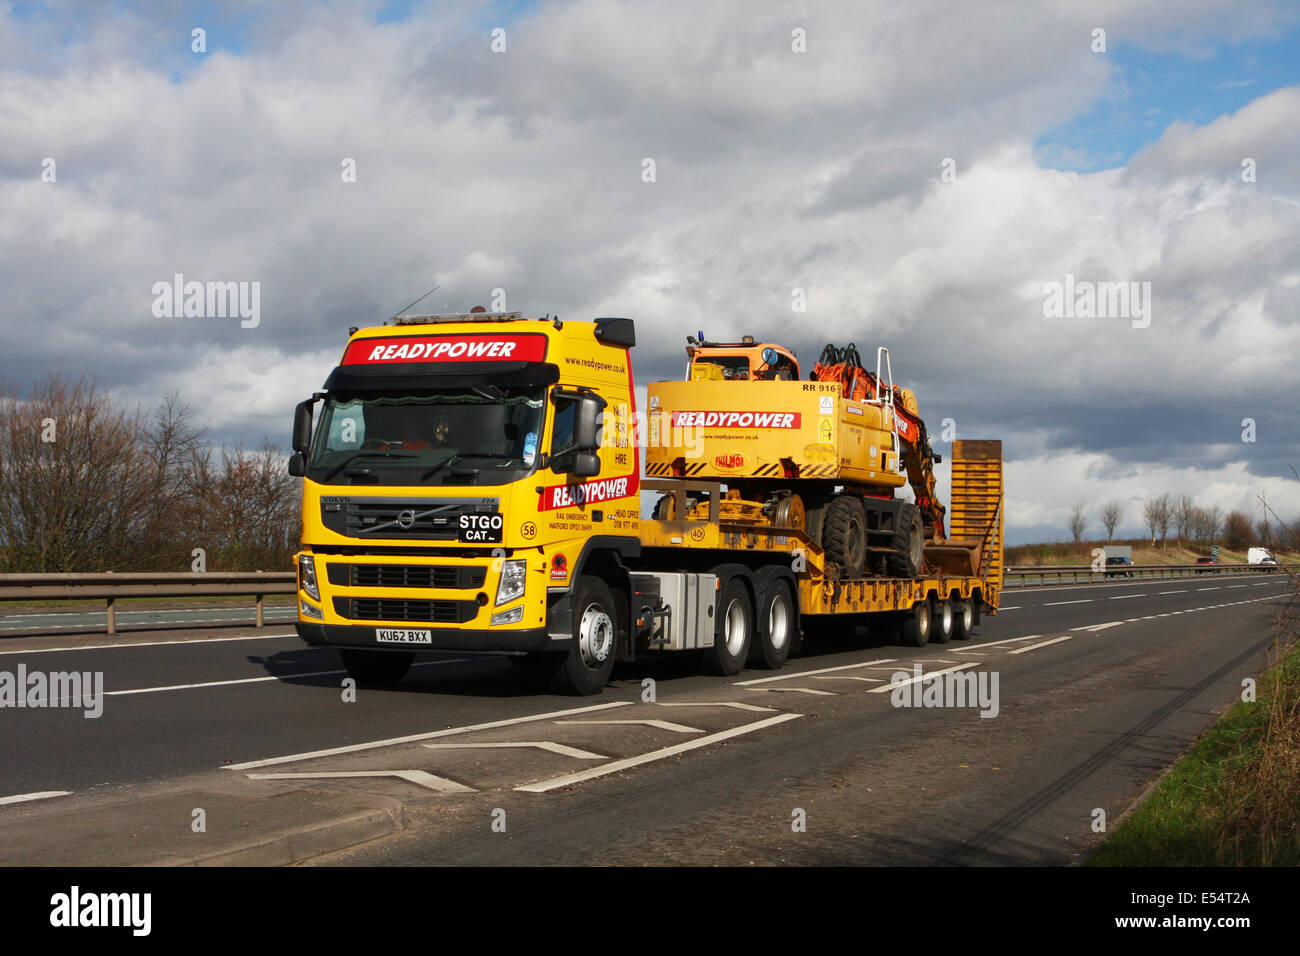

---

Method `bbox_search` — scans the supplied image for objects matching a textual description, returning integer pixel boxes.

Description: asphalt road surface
[0,574,1293,865]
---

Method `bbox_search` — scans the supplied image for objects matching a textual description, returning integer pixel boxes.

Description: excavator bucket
[923,540,982,577]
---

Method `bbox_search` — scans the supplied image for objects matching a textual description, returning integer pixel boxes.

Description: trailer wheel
[898,601,931,647]
[707,577,754,675]
[823,496,867,575]
[928,596,953,644]
[340,649,413,686]
[552,576,618,695]
[887,503,924,578]
[751,578,794,670]
[951,597,974,640]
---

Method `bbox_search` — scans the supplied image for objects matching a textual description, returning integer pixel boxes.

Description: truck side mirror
[574,394,605,450]
[292,399,315,453]
[570,451,601,478]
[287,452,307,477]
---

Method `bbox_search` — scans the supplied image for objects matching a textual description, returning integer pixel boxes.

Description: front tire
[887,503,924,579]
[552,576,619,695]
[823,496,868,576]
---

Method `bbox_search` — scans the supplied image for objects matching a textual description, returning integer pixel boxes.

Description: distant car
[1105,556,1134,578]
[1195,556,1218,573]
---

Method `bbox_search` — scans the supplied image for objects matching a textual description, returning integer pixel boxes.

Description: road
[0,574,1292,865]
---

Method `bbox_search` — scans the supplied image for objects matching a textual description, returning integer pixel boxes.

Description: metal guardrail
[1003,563,1295,588]
[0,572,296,633]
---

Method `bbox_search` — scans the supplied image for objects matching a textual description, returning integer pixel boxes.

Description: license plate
[459,512,503,543]
[376,628,432,644]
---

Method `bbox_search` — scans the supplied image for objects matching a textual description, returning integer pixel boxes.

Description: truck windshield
[308,387,545,485]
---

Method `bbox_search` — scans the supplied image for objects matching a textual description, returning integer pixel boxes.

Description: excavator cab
[685,334,800,381]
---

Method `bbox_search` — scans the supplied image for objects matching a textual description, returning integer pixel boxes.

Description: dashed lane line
[515,713,804,794]
[1044,599,1092,606]
[1109,594,1145,600]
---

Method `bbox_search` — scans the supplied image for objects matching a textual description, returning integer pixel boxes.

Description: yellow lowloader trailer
[289,312,1003,694]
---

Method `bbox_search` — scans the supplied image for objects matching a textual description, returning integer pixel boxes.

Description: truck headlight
[496,559,527,606]
[299,554,320,601]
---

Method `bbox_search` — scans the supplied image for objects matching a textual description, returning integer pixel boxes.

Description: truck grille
[320,496,499,540]
[333,597,479,624]
[326,563,486,589]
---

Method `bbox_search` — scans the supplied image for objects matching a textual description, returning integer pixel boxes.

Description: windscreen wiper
[319,451,418,483]
[420,453,518,482]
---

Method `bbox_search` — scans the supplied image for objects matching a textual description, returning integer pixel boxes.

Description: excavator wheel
[823,496,868,576]
[887,503,924,578]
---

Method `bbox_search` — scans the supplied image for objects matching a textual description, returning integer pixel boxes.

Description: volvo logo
[396,509,417,529]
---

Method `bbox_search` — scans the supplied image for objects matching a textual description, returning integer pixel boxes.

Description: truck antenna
[391,283,441,319]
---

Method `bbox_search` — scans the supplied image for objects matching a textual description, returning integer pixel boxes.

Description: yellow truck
[290,312,1003,694]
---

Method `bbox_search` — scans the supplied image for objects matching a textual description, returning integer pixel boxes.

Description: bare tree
[1069,501,1088,544]
[1173,493,1195,548]
[1100,500,1124,542]
[1223,510,1254,552]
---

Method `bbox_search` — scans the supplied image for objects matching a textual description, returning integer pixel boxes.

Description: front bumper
[296,621,562,653]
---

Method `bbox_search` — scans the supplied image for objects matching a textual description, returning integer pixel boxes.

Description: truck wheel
[898,601,931,647]
[951,597,974,640]
[887,503,924,578]
[707,576,753,675]
[823,496,867,576]
[340,649,413,686]
[553,576,619,695]
[751,578,794,670]
[929,596,953,644]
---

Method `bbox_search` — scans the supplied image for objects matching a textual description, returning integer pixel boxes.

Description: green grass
[1088,633,1300,866]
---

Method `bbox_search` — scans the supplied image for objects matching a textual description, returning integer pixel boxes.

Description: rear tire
[552,576,619,695]
[887,503,924,578]
[951,597,974,640]
[823,496,868,575]
[750,578,794,670]
[340,649,413,686]
[928,596,953,644]
[898,601,931,647]
[707,576,754,675]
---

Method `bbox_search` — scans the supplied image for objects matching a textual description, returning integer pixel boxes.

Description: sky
[1,0,1297,545]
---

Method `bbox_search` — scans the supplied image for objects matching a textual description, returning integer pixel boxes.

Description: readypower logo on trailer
[669,411,801,428]
[342,334,548,365]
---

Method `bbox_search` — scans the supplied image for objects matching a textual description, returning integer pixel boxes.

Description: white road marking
[735,658,896,686]
[423,742,606,759]
[0,632,299,656]
[247,770,475,794]
[952,634,1042,651]
[105,659,466,698]
[515,713,803,793]
[656,702,777,712]
[1044,599,1092,606]
[812,675,885,682]
[223,701,634,770]
[0,790,72,806]
[557,719,703,734]
[998,606,1021,610]
[1158,590,1187,595]
[1070,622,1124,632]
[745,686,838,696]
[1109,594,1145,600]
[1226,585,1247,589]
[868,662,979,693]
[1197,588,1220,591]
[1007,635,1074,655]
